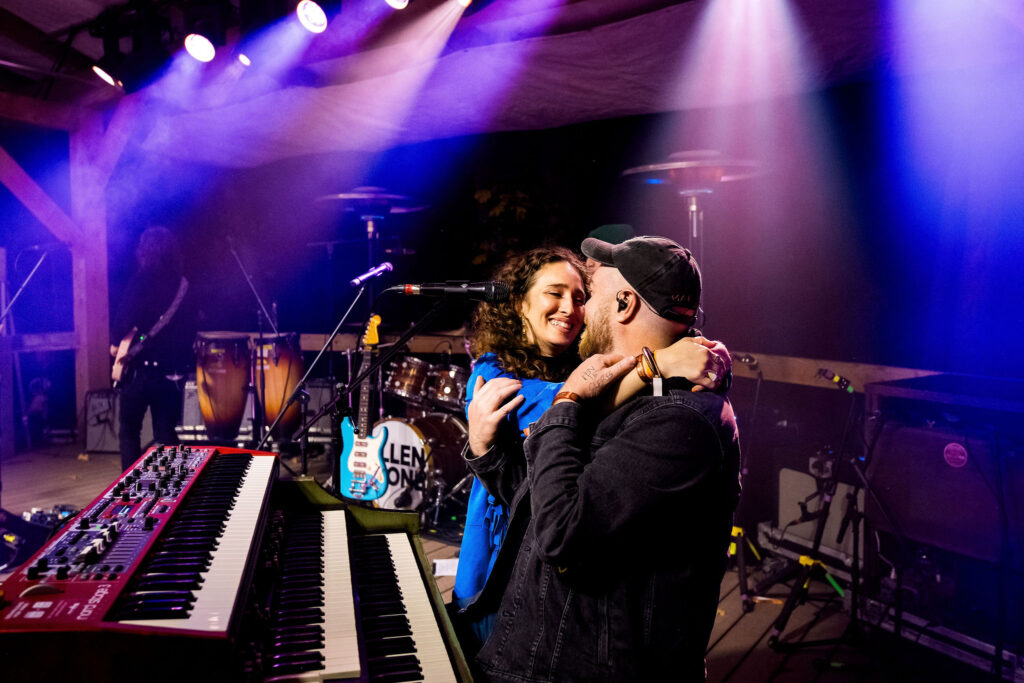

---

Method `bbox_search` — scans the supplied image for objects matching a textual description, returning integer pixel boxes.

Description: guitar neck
[356,348,376,438]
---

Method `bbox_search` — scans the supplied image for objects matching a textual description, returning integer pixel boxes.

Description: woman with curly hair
[452,244,730,651]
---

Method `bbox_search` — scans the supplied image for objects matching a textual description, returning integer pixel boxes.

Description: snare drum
[195,332,251,442]
[373,413,469,511]
[385,356,432,404]
[253,332,303,438]
[428,364,469,410]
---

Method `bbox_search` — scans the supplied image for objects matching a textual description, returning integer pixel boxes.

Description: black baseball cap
[581,235,701,325]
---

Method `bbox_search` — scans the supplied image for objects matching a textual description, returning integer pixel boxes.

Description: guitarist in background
[109,227,196,472]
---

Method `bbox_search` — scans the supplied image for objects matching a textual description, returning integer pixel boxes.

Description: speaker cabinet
[865,422,1023,570]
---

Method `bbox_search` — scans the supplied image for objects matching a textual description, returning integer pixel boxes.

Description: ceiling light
[296,1,329,33]
[184,33,216,62]
[385,0,409,9]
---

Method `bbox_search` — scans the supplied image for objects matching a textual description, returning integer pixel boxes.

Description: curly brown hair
[469,246,587,382]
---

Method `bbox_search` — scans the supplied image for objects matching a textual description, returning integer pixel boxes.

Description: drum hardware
[226,234,281,448]
[315,187,426,305]
[622,150,760,287]
[423,471,474,531]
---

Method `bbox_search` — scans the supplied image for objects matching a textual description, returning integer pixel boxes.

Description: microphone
[387,281,510,302]
[350,262,393,287]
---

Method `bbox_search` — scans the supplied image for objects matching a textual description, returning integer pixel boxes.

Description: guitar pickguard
[338,417,389,501]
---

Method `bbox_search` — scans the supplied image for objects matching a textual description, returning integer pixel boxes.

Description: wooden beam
[0,91,79,131]
[88,96,141,183]
[0,7,96,78]
[0,332,79,354]
[0,144,80,243]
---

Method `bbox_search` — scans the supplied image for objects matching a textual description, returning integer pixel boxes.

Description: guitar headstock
[363,314,382,347]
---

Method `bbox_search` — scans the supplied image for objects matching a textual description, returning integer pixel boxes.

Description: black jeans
[118,369,182,472]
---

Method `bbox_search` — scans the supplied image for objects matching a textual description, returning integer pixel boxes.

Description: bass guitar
[338,315,389,502]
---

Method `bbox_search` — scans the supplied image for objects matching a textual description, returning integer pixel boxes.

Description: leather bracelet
[634,353,651,383]
[635,347,662,383]
[553,390,582,405]
[642,347,661,378]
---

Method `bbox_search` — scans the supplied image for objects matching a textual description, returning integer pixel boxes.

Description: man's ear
[614,290,640,322]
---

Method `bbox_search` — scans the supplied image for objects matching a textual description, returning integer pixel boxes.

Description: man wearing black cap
[472,235,741,682]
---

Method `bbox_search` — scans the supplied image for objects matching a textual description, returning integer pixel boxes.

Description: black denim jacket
[467,379,741,682]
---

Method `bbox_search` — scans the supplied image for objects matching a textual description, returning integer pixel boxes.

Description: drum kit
[373,358,471,513]
[185,187,472,521]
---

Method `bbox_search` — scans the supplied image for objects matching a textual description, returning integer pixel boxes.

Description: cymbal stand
[227,239,279,448]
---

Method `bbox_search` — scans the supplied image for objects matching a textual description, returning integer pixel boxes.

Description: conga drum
[253,332,303,438]
[195,332,251,442]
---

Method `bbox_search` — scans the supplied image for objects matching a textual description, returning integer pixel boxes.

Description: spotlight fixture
[92,63,122,88]
[184,33,217,62]
[385,0,409,9]
[91,33,125,88]
[237,53,252,67]
[87,4,170,92]
[296,1,329,33]
[456,0,472,6]
[182,1,230,62]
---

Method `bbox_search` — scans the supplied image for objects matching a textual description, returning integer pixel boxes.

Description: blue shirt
[452,353,563,604]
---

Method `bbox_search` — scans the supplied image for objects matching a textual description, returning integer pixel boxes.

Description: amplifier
[865,422,1024,568]
[176,379,253,443]
[84,390,153,453]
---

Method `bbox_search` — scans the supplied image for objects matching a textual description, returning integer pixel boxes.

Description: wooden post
[69,113,112,433]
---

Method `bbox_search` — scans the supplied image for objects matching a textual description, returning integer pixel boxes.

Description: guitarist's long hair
[469,246,586,382]
[135,226,182,275]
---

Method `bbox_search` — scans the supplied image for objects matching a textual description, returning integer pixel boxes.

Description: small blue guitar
[338,315,389,502]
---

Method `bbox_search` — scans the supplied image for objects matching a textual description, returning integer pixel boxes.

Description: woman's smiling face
[519,260,586,357]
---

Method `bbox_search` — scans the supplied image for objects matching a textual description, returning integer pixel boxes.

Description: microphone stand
[258,284,370,475]
[227,241,278,448]
[1,248,51,503]
[290,297,451,497]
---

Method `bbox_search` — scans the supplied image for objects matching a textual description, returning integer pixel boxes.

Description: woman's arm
[601,336,731,411]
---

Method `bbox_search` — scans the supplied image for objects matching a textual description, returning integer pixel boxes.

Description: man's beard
[578,305,613,359]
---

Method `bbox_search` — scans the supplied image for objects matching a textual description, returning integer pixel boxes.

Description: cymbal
[316,186,427,214]
[622,150,761,194]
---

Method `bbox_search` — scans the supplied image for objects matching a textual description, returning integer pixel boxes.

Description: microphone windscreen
[489,282,511,302]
